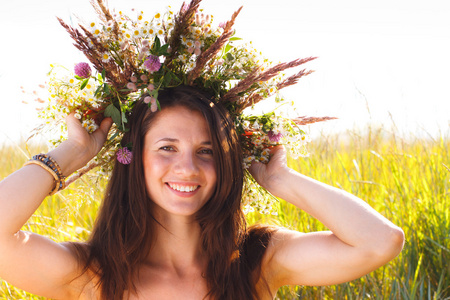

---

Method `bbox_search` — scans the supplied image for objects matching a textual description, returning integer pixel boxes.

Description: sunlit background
[1,0,449,144]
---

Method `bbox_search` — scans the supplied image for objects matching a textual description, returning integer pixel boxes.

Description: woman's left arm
[250,146,404,288]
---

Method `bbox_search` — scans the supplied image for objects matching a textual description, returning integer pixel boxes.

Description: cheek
[205,161,217,187]
[143,154,170,184]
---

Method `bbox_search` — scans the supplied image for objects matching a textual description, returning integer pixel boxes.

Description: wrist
[47,140,94,177]
[264,166,297,199]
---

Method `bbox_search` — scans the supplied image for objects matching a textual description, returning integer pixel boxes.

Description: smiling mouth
[167,183,200,192]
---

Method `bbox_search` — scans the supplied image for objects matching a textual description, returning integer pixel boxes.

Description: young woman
[0,86,404,299]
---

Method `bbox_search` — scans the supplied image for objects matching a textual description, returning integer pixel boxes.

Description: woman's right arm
[0,115,112,299]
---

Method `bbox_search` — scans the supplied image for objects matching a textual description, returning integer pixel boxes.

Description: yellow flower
[186,40,194,48]
[268,86,276,94]
[102,53,111,62]
[261,149,271,156]
[193,27,202,36]
[154,13,161,19]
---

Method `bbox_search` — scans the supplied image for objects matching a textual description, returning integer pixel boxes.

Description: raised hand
[48,114,113,177]
[66,113,113,160]
[248,145,293,198]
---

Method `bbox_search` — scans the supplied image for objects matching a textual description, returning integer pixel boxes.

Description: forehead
[144,105,211,141]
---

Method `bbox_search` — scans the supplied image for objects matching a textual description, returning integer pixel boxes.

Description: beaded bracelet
[24,154,66,195]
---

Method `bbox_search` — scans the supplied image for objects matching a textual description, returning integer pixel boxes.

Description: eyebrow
[155,138,212,145]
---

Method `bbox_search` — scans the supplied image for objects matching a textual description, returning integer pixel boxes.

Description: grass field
[0,125,449,299]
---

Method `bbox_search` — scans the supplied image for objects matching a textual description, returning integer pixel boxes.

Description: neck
[147,212,205,272]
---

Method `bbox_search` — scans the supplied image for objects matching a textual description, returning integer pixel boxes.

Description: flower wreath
[34,0,335,214]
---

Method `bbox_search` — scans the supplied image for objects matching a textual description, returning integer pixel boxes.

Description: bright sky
[1,0,449,144]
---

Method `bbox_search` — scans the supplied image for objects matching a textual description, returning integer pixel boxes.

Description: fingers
[269,144,287,157]
[97,117,113,136]
[65,112,84,138]
[248,145,289,186]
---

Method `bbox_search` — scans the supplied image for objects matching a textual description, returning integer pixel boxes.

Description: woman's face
[142,105,217,217]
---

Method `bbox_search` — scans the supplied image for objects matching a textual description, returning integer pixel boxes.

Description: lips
[167,182,199,192]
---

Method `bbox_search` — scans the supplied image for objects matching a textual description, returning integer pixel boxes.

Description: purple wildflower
[143,55,161,73]
[117,147,133,164]
[74,62,92,78]
[268,130,283,143]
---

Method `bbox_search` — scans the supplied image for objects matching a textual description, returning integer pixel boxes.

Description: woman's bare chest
[128,265,209,300]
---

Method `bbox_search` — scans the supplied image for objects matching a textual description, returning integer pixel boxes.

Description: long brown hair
[72,85,275,299]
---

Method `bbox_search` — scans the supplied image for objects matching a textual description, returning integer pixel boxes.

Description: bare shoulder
[259,228,304,289]
[67,268,100,300]
[61,242,100,300]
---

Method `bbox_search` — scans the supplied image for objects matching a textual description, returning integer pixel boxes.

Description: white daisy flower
[132,28,141,38]
[88,21,97,31]
[101,52,111,62]
[92,28,102,37]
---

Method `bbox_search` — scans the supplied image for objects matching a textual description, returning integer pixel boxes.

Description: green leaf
[103,83,110,94]
[101,69,106,81]
[226,53,234,61]
[80,78,89,90]
[104,104,121,125]
[224,44,232,54]
[94,85,102,97]
[152,36,161,54]
[163,72,172,86]
[229,37,242,41]
[156,99,161,111]
[170,72,181,84]
[158,44,170,56]
[121,111,128,124]
[74,75,83,80]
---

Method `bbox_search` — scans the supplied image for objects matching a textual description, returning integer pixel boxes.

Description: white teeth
[168,183,199,192]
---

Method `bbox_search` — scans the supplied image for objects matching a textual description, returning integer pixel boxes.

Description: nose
[174,151,199,177]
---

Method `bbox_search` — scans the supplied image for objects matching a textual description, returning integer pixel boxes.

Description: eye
[199,148,213,155]
[159,146,175,151]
